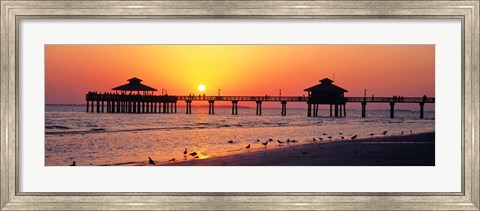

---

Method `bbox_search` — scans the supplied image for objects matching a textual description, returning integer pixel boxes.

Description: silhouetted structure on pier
[304,78,347,117]
[86,77,435,119]
[112,77,157,95]
[85,78,177,114]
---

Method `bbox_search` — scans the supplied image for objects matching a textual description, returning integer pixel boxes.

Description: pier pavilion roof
[112,77,158,91]
[304,78,348,93]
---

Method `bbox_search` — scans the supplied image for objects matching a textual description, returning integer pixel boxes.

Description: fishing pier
[86,77,435,119]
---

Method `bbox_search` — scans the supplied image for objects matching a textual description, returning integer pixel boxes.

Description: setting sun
[198,84,206,92]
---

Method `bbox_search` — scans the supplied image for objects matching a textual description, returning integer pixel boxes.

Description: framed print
[1,0,479,210]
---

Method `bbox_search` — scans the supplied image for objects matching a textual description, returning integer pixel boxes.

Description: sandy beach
[161,132,434,166]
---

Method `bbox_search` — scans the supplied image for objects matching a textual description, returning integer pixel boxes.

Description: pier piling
[256,100,262,116]
[231,100,238,115]
[96,100,100,113]
[208,100,215,114]
[361,101,367,118]
[307,103,312,117]
[389,102,395,118]
[419,102,425,119]
[185,100,192,114]
[281,101,287,116]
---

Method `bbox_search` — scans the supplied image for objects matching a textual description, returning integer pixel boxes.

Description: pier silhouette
[85,77,435,118]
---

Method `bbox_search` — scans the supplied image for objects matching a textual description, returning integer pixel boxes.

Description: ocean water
[45,105,435,166]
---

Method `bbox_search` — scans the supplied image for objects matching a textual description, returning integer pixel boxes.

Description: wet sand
[162,132,435,166]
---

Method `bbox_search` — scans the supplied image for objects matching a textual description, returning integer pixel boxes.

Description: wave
[45,115,434,136]
[45,125,70,130]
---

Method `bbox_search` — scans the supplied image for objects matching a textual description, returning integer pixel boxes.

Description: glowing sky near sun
[45,45,434,105]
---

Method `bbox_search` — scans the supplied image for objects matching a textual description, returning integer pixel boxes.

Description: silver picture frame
[1,0,479,210]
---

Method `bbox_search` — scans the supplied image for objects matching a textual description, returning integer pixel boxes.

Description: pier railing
[86,92,178,102]
[346,97,435,103]
[176,95,435,103]
[86,93,435,103]
[86,92,434,104]
[176,95,307,102]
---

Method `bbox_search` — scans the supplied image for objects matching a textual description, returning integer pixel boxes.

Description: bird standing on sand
[262,141,269,147]
[228,140,234,144]
[148,157,155,165]
[277,140,284,144]
[169,158,176,162]
[328,136,332,139]
[183,148,187,155]
[256,139,260,142]
[351,134,357,140]
[319,137,323,141]
[369,133,375,138]
[245,144,250,149]
[313,138,317,142]
[268,138,273,142]
[383,131,388,135]
[189,152,198,156]
[323,133,327,135]
[70,161,76,166]
[401,131,404,135]
[341,136,344,140]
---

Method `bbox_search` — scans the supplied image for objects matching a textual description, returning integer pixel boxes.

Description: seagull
[228,140,234,144]
[189,152,198,156]
[410,130,413,134]
[401,131,404,135]
[319,137,323,141]
[341,136,345,140]
[277,140,284,144]
[183,149,188,160]
[383,131,388,135]
[369,133,375,138]
[322,133,327,135]
[256,139,260,142]
[351,134,358,140]
[328,136,332,139]
[261,141,269,146]
[245,144,251,149]
[339,132,343,135]
[313,138,317,142]
[148,157,155,165]
[169,158,176,162]
[291,140,297,143]
[268,138,273,142]
[70,161,76,166]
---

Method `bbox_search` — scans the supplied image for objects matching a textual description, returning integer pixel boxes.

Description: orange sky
[45,45,434,105]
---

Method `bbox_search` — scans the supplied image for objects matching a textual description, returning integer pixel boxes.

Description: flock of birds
[69,129,414,166]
